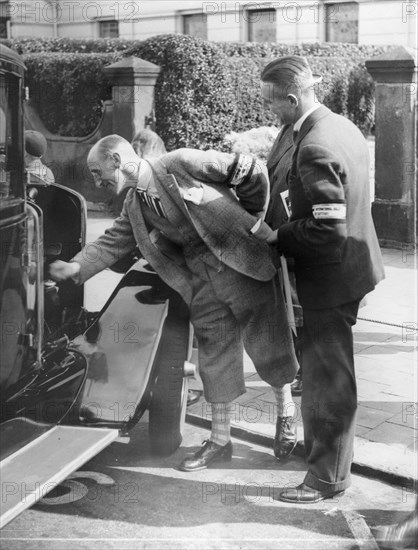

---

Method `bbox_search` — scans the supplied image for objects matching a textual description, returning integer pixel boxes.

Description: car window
[0,73,24,202]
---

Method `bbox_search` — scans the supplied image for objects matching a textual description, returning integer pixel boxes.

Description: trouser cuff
[304,471,351,493]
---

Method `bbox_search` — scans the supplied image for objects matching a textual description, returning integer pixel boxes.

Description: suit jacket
[73,148,277,306]
[277,106,384,309]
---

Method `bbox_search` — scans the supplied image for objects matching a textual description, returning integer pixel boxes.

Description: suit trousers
[301,300,360,492]
[189,264,299,404]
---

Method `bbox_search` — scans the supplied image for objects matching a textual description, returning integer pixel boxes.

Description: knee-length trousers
[189,264,299,404]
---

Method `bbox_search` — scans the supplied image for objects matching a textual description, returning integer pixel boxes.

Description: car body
[0,44,191,529]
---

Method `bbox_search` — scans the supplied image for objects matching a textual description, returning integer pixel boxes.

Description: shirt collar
[293,104,321,133]
[136,159,154,193]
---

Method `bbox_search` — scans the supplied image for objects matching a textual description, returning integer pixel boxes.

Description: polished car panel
[72,266,169,427]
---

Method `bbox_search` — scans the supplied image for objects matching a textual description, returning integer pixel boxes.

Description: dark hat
[261,55,322,88]
[25,130,48,157]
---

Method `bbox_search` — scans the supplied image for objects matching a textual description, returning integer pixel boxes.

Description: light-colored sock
[272,384,296,418]
[210,402,233,446]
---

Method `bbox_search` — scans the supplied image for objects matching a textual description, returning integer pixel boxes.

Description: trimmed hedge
[2,35,388,142]
[122,35,236,150]
[0,37,137,53]
[219,41,388,59]
[11,35,237,147]
[223,126,280,162]
[218,41,388,136]
[23,52,119,136]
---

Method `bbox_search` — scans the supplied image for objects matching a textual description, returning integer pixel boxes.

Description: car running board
[0,418,118,529]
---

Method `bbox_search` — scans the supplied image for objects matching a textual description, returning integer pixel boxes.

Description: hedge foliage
[223,126,280,162]
[1,35,387,143]
[122,35,236,150]
[219,41,388,137]
[23,52,119,136]
[0,37,136,53]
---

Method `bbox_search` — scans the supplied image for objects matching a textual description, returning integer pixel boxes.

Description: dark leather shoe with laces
[278,483,345,504]
[178,440,233,472]
[274,416,297,461]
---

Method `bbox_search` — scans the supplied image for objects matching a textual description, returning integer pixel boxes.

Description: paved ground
[0,421,414,550]
[1,214,416,548]
[85,215,417,487]
[187,245,417,486]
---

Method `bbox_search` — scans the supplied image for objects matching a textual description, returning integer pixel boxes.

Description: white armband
[227,154,255,187]
[312,203,346,220]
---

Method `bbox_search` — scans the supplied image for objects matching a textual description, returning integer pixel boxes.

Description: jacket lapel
[267,125,293,172]
[145,158,193,227]
[126,189,193,304]
[294,105,331,146]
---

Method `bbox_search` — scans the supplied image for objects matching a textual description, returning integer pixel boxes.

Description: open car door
[1,257,189,529]
[0,43,190,529]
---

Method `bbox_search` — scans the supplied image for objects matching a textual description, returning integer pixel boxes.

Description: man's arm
[165,148,270,218]
[223,153,270,218]
[277,143,347,259]
[50,199,137,284]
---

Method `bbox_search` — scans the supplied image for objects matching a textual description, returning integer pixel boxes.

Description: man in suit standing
[265,123,304,459]
[50,135,299,470]
[260,56,385,503]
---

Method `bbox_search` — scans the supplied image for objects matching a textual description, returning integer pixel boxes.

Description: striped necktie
[137,188,166,218]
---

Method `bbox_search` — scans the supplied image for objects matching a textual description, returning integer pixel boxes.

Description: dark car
[0,44,192,528]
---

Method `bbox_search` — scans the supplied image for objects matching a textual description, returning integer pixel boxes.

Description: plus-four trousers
[189,265,299,404]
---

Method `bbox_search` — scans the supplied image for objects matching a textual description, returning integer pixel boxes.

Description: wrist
[69,261,81,281]
[250,220,278,243]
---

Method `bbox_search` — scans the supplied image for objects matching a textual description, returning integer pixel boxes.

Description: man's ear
[287,94,299,106]
[112,152,121,167]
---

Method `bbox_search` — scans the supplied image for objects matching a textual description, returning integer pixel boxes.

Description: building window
[0,18,7,38]
[0,0,9,39]
[248,8,276,42]
[325,2,359,43]
[183,13,207,39]
[99,20,119,38]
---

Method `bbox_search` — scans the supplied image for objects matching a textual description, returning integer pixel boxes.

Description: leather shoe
[187,390,200,407]
[274,416,297,460]
[377,511,418,549]
[278,483,345,504]
[178,440,233,472]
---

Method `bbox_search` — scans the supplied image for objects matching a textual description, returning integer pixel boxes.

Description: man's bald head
[87,134,137,164]
[87,134,140,194]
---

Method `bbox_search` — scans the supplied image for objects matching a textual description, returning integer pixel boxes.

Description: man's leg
[279,300,360,503]
[178,276,244,471]
[242,294,299,460]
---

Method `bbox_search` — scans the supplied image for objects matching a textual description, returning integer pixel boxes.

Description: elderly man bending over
[50,135,299,470]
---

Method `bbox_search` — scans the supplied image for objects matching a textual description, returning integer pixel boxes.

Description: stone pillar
[103,57,161,142]
[366,47,417,248]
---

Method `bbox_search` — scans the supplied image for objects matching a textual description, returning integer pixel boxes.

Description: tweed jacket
[277,106,385,309]
[73,148,277,306]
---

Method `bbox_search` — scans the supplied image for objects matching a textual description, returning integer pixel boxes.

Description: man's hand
[250,219,279,244]
[49,260,80,282]
[265,228,278,244]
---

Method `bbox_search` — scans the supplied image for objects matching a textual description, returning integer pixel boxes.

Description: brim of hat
[303,74,322,89]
